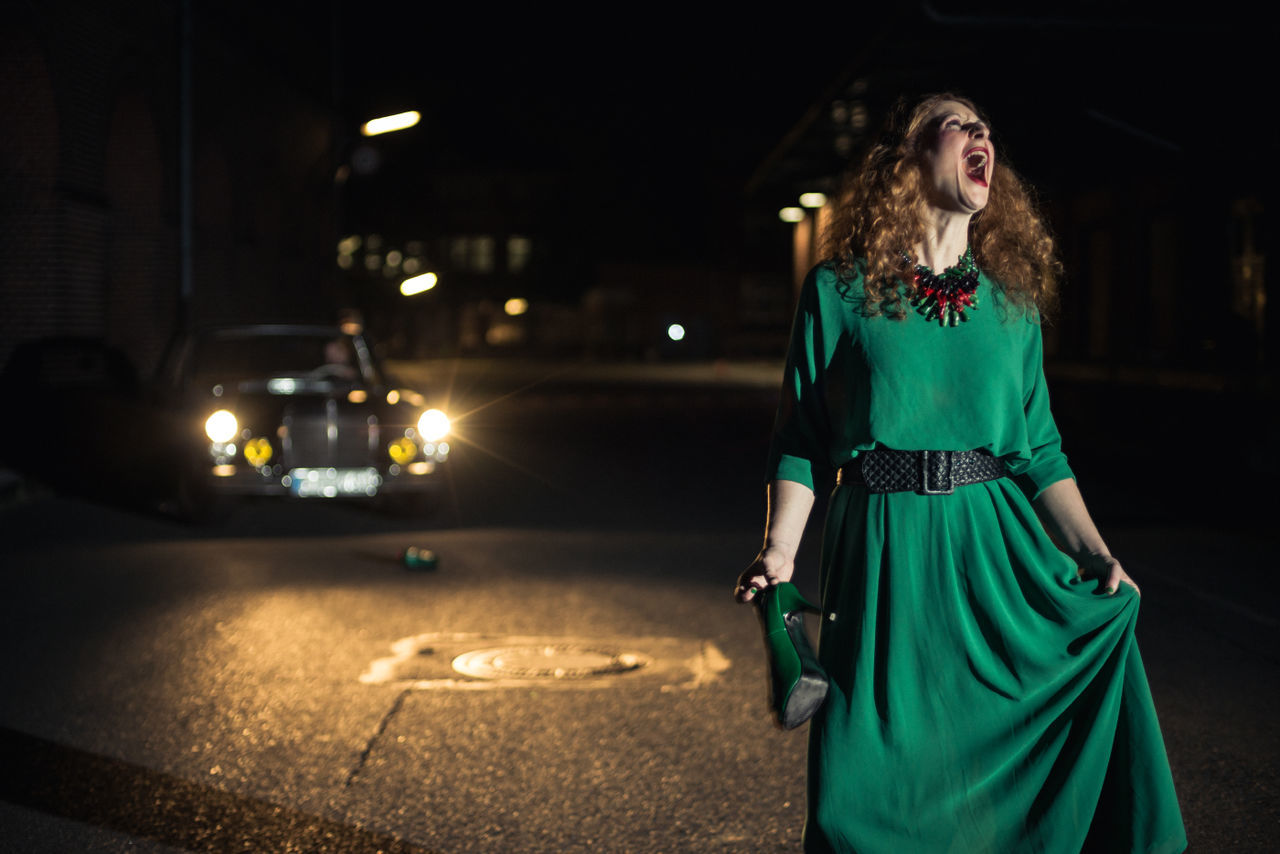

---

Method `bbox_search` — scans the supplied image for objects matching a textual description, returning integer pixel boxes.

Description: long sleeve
[1010,317,1074,500]
[766,270,834,490]
[765,266,1071,495]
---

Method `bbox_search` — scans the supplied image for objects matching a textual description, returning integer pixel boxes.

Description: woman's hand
[1077,553,1140,596]
[1033,480,1139,597]
[735,480,814,604]
[734,545,796,604]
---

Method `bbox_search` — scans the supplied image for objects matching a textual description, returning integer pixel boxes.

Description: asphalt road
[1,357,1276,852]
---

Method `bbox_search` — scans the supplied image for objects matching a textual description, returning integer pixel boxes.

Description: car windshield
[188,331,375,386]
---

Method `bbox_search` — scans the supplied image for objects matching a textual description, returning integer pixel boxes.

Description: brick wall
[2,1,336,379]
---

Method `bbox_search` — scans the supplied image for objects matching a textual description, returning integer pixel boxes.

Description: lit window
[448,236,497,273]
[849,101,869,131]
[471,236,495,273]
[449,237,469,269]
[508,236,532,273]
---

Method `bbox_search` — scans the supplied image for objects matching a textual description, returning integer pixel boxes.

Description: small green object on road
[402,547,438,571]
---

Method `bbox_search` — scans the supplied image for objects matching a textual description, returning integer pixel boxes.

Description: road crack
[344,688,410,788]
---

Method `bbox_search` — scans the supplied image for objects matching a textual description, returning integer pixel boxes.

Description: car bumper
[202,462,444,498]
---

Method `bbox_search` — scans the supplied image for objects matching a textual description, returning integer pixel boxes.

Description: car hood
[191,379,426,425]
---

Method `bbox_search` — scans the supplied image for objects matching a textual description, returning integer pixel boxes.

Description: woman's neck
[913,209,974,271]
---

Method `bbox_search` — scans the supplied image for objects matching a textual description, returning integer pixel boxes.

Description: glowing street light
[361,111,421,137]
[400,272,438,296]
[799,192,828,208]
[778,207,804,223]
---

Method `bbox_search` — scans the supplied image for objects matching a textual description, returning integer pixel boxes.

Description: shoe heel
[756,582,828,728]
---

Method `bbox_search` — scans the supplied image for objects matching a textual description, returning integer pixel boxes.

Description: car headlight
[417,408,450,442]
[205,409,239,443]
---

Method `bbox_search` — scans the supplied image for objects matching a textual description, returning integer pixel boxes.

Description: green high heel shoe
[755,582,828,729]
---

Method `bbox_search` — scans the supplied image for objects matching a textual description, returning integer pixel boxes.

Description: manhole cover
[451,644,650,680]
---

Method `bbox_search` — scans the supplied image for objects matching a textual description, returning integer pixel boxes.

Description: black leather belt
[836,449,1006,495]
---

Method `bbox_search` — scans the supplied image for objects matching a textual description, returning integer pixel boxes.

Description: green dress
[768,264,1187,854]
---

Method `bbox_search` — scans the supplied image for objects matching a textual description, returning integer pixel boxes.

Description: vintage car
[157,324,451,517]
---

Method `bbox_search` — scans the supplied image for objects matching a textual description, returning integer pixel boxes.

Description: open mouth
[964,148,989,184]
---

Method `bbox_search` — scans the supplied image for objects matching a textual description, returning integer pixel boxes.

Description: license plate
[288,467,381,497]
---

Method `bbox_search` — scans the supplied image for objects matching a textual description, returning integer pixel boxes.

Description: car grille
[281,399,377,468]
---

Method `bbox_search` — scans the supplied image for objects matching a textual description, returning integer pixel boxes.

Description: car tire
[172,466,232,524]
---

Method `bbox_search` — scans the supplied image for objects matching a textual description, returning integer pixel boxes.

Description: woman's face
[918,100,994,215]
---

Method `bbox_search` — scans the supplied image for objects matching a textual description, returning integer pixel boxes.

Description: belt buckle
[919,450,954,495]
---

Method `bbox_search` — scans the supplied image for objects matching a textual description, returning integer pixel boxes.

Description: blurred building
[8,5,1268,383]
[334,161,588,359]
[1,1,335,378]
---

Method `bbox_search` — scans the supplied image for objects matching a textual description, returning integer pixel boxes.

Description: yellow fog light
[389,437,418,465]
[205,409,238,443]
[417,409,450,442]
[244,437,273,467]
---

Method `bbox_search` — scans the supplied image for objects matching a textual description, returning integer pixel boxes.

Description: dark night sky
[334,14,847,174]
[323,6,1263,268]
[328,11,858,261]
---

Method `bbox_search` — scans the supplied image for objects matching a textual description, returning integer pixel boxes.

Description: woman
[735,94,1187,853]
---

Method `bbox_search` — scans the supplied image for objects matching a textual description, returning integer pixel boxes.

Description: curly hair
[822,93,1061,319]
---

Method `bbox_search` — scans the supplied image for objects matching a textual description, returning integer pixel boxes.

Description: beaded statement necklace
[907,247,980,326]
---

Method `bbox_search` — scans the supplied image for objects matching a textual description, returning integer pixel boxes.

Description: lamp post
[334,109,429,326]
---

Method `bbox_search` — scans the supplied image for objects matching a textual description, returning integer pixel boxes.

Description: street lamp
[400,272,438,296]
[781,192,832,296]
[361,110,421,137]
[336,109,427,320]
